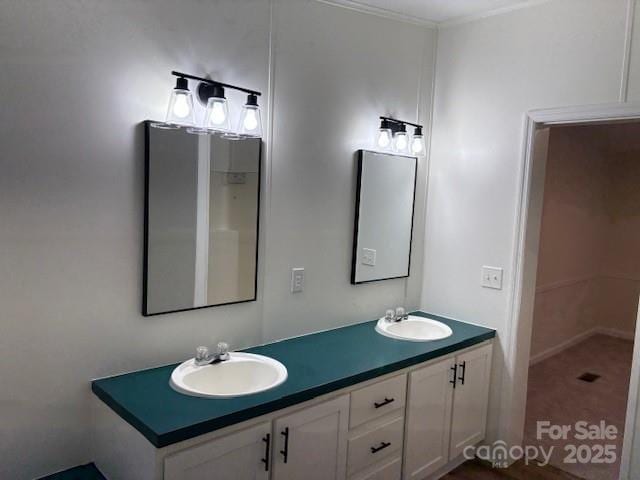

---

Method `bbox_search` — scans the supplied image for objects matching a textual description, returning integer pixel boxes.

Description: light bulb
[377,130,391,148]
[411,136,424,154]
[210,101,227,125]
[410,127,425,155]
[172,93,191,118]
[165,77,195,126]
[394,132,408,152]
[376,119,393,151]
[238,94,262,137]
[243,109,258,131]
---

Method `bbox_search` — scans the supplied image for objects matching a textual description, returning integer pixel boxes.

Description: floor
[524,334,634,480]
[443,458,584,479]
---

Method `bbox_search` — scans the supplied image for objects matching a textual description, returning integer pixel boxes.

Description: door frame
[501,102,640,479]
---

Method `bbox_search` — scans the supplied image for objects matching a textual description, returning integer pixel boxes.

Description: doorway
[501,102,640,480]
[523,123,640,479]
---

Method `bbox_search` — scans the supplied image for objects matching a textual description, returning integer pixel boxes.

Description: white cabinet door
[403,356,454,480]
[273,395,350,480]
[164,421,271,480]
[449,343,493,459]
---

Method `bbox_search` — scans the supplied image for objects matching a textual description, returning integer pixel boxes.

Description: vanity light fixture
[393,124,409,153]
[411,126,425,155]
[376,116,426,156]
[202,84,230,132]
[238,93,263,138]
[165,76,196,126]
[162,71,262,138]
[376,118,393,150]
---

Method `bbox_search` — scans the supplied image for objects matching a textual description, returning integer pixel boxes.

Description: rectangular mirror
[144,122,261,316]
[351,150,417,284]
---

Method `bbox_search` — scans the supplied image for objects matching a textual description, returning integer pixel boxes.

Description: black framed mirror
[143,122,261,316]
[351,150,417,284]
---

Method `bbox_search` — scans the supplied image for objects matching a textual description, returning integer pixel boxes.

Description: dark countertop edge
[92,329,495,448]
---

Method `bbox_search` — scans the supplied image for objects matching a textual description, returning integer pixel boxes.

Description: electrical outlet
[362,248,377,266]
[291,268,305,293]
[481,266,503,290]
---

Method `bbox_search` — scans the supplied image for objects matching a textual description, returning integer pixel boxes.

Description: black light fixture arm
[379,116,422,129]
[171,70,262,97]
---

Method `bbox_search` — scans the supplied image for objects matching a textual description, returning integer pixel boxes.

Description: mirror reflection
[352,150,417,284]
[144,123,261,315]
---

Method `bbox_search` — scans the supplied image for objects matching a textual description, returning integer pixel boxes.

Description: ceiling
[349,0,535,23]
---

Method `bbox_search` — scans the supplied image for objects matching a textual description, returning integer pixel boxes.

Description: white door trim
[502,101,640,480]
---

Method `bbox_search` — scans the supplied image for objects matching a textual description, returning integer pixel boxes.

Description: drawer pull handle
[374,397,395,409]
[261,433,270,471]
[280,427,289,464]
[450,364,458,388]
[370,441,391,454]
[458,361,466,385]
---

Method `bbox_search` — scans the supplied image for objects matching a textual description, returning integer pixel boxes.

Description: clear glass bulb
[203,96,230,132]
[165,88,195,126]
[244,109,258,131]
[377,129,392,149]
[411,135,424,155]
[238,101,263,138]
[173,94,190,118]
[394,131,408,153]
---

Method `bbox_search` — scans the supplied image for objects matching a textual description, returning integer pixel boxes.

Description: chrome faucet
[385,307,409,323]
[194,342,230,366]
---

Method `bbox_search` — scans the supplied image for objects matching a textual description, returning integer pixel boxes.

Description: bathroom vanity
[92,312,495,480]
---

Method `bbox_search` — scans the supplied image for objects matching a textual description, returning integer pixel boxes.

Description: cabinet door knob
[458,361,466,385]
[279,427,289,464]
[261,434,270,471]
[370,441,391,454]
[374,397,395,409]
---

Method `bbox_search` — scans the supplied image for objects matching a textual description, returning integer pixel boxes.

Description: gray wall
[0,0,435,477]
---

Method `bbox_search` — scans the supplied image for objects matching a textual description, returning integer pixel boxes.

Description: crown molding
[314,0,437,28]
[438,0,557,28]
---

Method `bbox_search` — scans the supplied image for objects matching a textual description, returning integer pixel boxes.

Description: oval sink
[375,315,453,342]
[170,352,288,398]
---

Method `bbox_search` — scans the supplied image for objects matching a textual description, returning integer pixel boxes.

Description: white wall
[264,0,435,341]
[422,0,630,444]
[0,0,435,478]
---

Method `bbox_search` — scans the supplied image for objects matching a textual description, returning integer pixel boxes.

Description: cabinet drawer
[350,456,401,480]
[347,416,404,475]
[350,374,406,428]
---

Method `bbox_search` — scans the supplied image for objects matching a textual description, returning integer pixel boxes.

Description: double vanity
[92,312,495,480]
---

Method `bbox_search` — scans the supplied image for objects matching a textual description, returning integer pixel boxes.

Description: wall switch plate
[362,248,377,266]
[481,266,503,290]
[291,268,305,293]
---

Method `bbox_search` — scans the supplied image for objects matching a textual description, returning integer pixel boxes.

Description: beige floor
[524,334,634,480]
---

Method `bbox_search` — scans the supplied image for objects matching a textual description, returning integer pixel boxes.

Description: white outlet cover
[291,268,304,293]
[481,266,503,290]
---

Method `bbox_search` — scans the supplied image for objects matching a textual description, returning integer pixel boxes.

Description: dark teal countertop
[92,312,495,447]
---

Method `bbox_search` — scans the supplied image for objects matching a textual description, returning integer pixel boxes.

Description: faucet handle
[395,307,407,321]
[385,309,396,322]
[196,346,210,362]
[216,342,230,358]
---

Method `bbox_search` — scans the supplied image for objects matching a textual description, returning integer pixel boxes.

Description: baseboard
[530,327,635,366]
[594,327,635,341]
[530,328,599,366]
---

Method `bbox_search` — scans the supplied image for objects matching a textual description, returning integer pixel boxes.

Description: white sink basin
[375,315,453,342]
[170,352,288,398]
